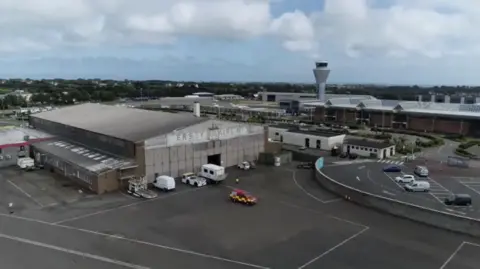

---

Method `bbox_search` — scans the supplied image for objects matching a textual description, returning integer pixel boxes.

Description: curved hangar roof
[31,103,208,143]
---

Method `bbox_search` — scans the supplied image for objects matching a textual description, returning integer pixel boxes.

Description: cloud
[1,0,480,60]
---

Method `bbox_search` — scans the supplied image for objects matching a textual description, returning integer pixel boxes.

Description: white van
[17,157,35,171]
[414,166,429,177]
[200,164,226,184]
[404,181,430,192]
[153,175,176,191]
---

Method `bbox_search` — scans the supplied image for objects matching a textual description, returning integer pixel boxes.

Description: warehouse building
[267,125,345,151]
[0,126,52,168]
[29,103,265,193]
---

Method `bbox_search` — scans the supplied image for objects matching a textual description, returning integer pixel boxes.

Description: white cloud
[1,0,480,60]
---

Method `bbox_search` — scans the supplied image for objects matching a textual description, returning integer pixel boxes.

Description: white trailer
[199,164,227,184]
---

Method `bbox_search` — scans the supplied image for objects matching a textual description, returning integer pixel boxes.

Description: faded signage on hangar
[168,126,249,145]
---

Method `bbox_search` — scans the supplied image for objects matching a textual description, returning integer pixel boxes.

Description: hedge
[455,140,480,158]
[372,128,444,147]
[455,148,475,158]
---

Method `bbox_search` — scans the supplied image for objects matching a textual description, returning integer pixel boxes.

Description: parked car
[348,153,358,160]
[414,166,429,177]
[153,175,176,192]
[297,162,314,169]
[238,161,251,170]
[404,181,430,192]
[339,152,348,158]
[444,194,472,206]
[383,165,402,173]
[395,174,416,184]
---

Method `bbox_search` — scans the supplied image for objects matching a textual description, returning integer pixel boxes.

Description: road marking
[0,233,150,269]
[0,212,270,269]
[440,242,465,269]
[382,190,396,196]
[426,177,453,203]
[289,169,342,204]
[7,180,43,207]
[298,227,369,269]
[458,182,480,196]
[356,176,361,181]
[445,208,467,215]
[53,187,202,224]
[358,166,365,170]
[382,172,405,190]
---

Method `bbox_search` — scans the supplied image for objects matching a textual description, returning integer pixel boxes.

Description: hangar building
[29,103,265,194]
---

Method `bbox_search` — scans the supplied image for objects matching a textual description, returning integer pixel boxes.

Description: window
[374,149,378,152]
[203,169,208,173]
[316,140,321,149]
[209,171,214,175]
[369,148,372,152]
[0,148,2,154]
[275,132,279,136]
[20,145,25,151]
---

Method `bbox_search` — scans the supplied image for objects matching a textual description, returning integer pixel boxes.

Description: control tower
[313,61,331,102]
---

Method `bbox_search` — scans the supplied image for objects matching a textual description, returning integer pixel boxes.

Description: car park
[395,174,416,184]
[444,194,472,206]
[414,165,429,177]
[229,189,257,205]
[297,162,314,169]
[404,181,430,192]
[383,165,402,172]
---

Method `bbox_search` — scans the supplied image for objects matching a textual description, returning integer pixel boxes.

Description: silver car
[414,166,429,177]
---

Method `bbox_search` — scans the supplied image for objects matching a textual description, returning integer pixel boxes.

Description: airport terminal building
[29,103,265,193]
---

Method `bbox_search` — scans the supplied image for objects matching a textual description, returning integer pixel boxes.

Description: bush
[374,128,444,148]
[455,148,475,158]
[458,140,480,149]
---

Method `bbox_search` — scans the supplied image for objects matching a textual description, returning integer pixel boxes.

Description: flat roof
[33,139,135,174]
[345,139,393,149]
[31,103,208,142]
[287,129,343,137]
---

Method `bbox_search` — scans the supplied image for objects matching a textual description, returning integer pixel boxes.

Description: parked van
[153,175,176,191]
[414,166,429,177]
[200,164,226,184]
[404,181,430,192]
[444,194,472,206]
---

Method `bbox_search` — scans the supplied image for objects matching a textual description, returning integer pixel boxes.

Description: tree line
[0,78,479,108]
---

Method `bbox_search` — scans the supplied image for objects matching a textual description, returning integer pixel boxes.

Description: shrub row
[458,140,480,149]
[371,128,444,148]
[455,148,475,158]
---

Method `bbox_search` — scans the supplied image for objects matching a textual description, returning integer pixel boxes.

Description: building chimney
[193,102,200,117]
[461,96,465,104]
[430,94,435,103]
[444,95,450,103]
[417,95,422,102]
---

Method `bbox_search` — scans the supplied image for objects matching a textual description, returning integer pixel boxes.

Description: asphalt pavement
[0,163,480,268]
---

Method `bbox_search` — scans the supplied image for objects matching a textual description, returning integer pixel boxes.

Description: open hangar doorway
[207,154,221,166]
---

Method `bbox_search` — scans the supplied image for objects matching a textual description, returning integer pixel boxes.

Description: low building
[343,139,395,159]
[0,126,52,168]
[268,125,345,151]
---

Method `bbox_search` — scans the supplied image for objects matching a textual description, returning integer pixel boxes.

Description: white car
[405,181,430,192]
[182,175,207,187]
[395,174,416,184]
[238,161,250,170]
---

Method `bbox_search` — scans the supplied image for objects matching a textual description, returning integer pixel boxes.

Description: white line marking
[445,208,467,215]
[358,166,365,170]
[459,182,480,196]
[0,212,270,269]
[289,169,342,204]
[54,187,201,224]
[7,180,43,207]
[382,190,396,196]
[439,242,465,269]
[0,233,150,269]
[298,227,369,269]
[382,172,405,190]
[356,176,360,181]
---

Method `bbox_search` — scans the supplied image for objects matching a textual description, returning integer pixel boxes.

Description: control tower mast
[313,61,331,102]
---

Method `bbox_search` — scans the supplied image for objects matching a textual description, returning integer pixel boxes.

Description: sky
[1,0,480,85]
